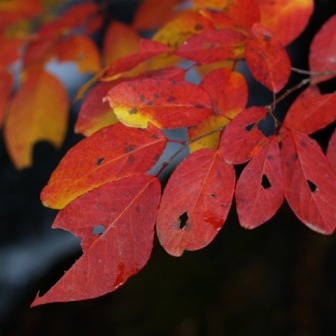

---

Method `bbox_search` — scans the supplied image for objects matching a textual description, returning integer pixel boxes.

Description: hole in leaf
[96,157,104,165]
[261,174,271,189]
[179,212,189,229]
[245,123,255,132]
[92,225,106,236]
[307,180,317,193]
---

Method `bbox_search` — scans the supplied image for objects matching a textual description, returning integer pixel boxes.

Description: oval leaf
[104,78,213,129]
[283,85,336,134]
[32,175,161,306]
[41,123,167,209]
[219,106,268,164]
[309,15,336,84]
[281,130,336,234]
[245,23,291,93]
[236,136,284,229]
[156,149,235,257]
[4,69,68,169]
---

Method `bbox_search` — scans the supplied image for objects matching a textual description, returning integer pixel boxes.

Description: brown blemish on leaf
[167,96,176,102]
[129,108,138,115]
[194,23,204,31]
[139,94,145,102]
[124,144,137,153]
[96,157,104,166]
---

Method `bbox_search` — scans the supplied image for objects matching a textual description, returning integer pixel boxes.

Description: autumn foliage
[1,0,336,306]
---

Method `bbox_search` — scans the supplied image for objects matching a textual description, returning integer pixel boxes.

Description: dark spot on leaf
[171,80,177,86]
[92,225,105,236]
[291,153,298,161]
[211,194,216,198]
[146,100,154,105]
[194,23,204,31]
[139,94,145,101]
[167,96,176,102]
[153,93,160,99]
[263,34,272,42]
[125,144,137,153]
[129,108,138,115]
[127,155,135,164]
[179,212,189,230]
[151,133,160,140]
[266,154,273,160]
[136,205,141,213]
[96,157,104,165]
[261,174,271,189]
[301,141,307,148]
[154,153,161,161]
[245,123,255,132]
[307,180,317,193]
[195,103,205,109]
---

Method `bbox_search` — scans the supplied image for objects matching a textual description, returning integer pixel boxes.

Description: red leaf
[75,82,118,136]
[283,85,336,134]
[32,175,161,306]
[256,0,314,46]
[156,149,235,256]
[0,36,26,69]
[236,136,284,229]
[245,23,291,93]
[0,70,13,128]
[175,29,245,64]
[309,15,336,84]
[219,107,268,164]
[281,130,336,234]
[103,39,169,80]
[327,129,336,173]
[41,123,167,209]
[104,78,212,129]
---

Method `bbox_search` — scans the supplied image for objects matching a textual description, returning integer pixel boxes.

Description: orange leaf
[156,149,235,256]
[235,136,284,229]
[153,10,214,47]
[32,174,161,305]
[4,69,68,169]
[245,23,291,93]
[175,29,245,64]
[41,123,167,209]
[23,37,57,67]
[256,0,314,46]
[103,21,139,65]
[132,0,181,31]
[75,82,118,136]
[219,107,268,164]
[56,35,101,73]
[104,78,213,129]
[309,15,336,84]
[283,85,336,134]
[281,130,336,234]
[0,70,13,128]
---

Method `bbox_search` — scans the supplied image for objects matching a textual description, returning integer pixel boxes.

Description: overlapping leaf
[236,136,284,229]
[56,35,101,73]
[175,29,245,64]
[41,123,167,209]
[245,23,291,93]
[32,174,161,306]
[4,69,68,169]
[283,85,336,134]
[256,0,314,46]
[309,15,336,84]
[281,130,336,234]
[156,149,235,256]
[104,78,213,129]
[0,71,13,128]
[189,68,248,151]
[327,130,336,173]
[219,107,268,164]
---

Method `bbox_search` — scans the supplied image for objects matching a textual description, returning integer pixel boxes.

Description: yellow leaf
[4,69,69,169]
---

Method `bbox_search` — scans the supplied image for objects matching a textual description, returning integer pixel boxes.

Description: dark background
[1,1,336,335]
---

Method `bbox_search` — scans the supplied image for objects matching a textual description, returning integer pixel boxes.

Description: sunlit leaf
[283,85,336,134]
[309,15,336,84]
[4,69,68,169]
[256,0,314,46]
[245,23,291,93]
[236,136,284,229]
[157,149,235,256]
[104,78,213,129]
[32,174,161,305]
[41,123,167,209]
[281,130,336,234]
[56,35,101,73]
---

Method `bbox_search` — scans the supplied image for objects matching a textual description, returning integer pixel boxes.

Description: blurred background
[1,0,336,335]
